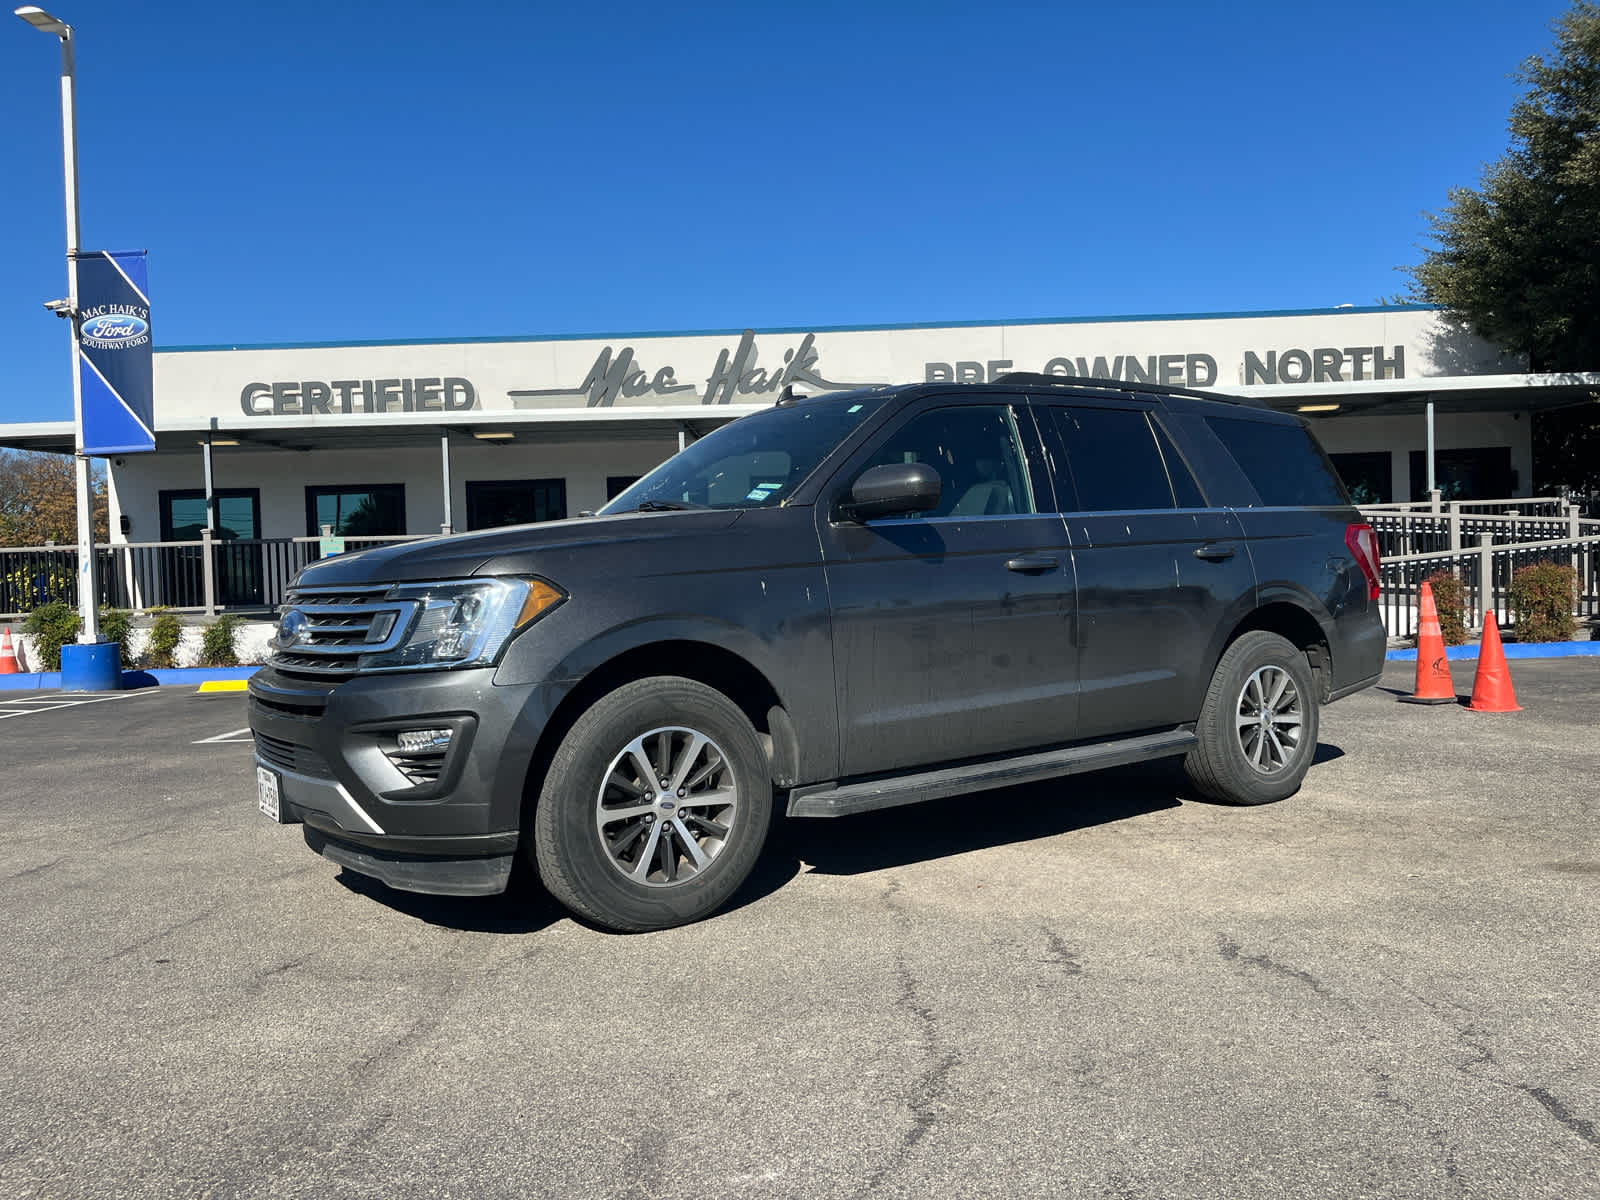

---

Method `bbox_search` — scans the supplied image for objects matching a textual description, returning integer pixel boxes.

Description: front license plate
[257,765,283,822]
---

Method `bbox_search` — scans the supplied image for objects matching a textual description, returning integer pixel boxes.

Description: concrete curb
[0,665,261,691]
[1385,641,1599,662]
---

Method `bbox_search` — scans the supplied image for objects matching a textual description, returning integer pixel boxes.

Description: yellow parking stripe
[196,680,250,693]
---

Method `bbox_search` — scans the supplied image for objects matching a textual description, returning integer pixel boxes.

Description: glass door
[160,489,263,607]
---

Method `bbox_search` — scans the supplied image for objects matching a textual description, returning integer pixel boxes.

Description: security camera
[42,299,75,318]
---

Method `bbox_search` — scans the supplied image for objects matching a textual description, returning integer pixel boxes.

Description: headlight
[359,577,564,671]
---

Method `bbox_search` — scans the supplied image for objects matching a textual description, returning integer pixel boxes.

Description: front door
[817,398,1078,778]
[159,489,263,607]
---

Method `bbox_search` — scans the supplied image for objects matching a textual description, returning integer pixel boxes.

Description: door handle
[1005,555,1059,573]
[1193,543,1238,561]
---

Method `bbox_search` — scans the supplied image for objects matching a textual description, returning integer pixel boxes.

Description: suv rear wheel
[532,676,772,932]
[1184,631,1319,806]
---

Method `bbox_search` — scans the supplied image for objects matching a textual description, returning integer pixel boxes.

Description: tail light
[1345,523,1381,601]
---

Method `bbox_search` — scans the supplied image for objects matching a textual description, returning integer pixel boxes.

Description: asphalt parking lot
[2,662,1598,1200]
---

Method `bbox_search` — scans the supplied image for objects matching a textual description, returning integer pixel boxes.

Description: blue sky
[0,0,1572,426]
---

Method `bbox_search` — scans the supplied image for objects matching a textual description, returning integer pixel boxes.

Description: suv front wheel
[1184,631,1320,806]
[532,676,773,932]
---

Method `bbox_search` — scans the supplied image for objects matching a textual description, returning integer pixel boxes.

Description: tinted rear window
[1045,406,1175,512]
[1205,416,1349,507]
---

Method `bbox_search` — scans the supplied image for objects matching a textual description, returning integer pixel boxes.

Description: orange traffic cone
[0,626,20,675]
[1399,581,1457,704]
[1467,617,1521,712]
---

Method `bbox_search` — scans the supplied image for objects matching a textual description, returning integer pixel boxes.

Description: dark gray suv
[248,375,1386,931]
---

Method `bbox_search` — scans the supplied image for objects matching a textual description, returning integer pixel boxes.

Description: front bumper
[248,664,566,894]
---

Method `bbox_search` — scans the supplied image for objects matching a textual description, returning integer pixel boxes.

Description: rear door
[816,395,1078,778]
[1030,399,1257,740]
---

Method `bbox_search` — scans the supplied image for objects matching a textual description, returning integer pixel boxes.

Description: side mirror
[843,462,942,522]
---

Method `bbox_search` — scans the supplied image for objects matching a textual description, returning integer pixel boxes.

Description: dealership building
[2,305,1597,565]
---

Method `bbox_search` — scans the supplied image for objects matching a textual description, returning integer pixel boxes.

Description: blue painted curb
[1386,641,1599,662]
[0,665,261,691]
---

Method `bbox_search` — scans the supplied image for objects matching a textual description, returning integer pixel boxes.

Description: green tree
[1407,1,1600,493]
[0,449,109,547]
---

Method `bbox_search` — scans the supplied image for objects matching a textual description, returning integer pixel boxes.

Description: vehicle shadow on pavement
[335,861,569,934]
[754,743,1346,882]
[330,743,1344,931]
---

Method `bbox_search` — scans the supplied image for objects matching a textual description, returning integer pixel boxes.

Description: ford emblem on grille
[276,609,308,647]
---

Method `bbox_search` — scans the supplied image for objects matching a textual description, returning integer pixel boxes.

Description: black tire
[532,676,772,932]
[1183,631,1320,806]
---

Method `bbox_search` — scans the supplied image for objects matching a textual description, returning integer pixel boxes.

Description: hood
[292,509,745,588]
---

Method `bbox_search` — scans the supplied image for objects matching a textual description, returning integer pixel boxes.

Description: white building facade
[7,305,1596,562]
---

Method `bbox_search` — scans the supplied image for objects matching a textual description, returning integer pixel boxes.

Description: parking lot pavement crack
[1388,981,1596,1155]
[1519,1085,1600,1150]
[1216,934,1339,1002]
[1369,1069,1465,1194]
[859,959,962,1196]
[6,856,64,881]
[1041,927,1084,975]
[104,909,217,960]
[346,1008,447,1081]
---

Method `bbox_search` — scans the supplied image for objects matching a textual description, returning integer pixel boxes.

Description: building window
[305,484,406,537]
[160,488,261,542]
[465,479,567,530]
[1407,447,1514,502]
[1330,452,1393,505]
[607,475,641,501]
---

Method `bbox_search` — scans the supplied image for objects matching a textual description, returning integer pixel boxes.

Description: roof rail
[991,372,1267,409]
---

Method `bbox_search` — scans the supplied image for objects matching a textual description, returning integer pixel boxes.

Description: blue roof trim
[157,305,1442,354]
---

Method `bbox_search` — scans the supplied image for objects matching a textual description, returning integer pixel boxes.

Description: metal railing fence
[1359,500,1599,561]
[0,532,429,621]
[1358,496,1571,518]
[1376,533,1600,640]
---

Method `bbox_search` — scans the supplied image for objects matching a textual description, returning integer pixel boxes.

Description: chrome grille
[270,584,416,676]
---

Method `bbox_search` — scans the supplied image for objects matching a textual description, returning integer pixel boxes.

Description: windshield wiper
[632,499,706,512]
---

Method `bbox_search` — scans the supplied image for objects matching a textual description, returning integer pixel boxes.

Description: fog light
[396,728,453,754]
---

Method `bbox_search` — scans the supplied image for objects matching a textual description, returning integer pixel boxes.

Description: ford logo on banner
[81,314,150,343]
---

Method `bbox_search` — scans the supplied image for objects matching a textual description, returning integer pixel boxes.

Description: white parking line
[193,727,253,744]
[0,691,162,720]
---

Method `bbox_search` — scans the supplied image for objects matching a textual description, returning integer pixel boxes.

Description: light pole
[16,4,99,644]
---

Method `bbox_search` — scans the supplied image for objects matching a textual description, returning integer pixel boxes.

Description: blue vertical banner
[75,249,155,455]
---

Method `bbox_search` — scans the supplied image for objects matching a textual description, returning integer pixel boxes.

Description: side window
[1205,416,1350,507]
[1046,406,1176,512]
[859,405,1035,518]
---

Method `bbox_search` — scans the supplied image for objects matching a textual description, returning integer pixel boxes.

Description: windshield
[601,390,894,513]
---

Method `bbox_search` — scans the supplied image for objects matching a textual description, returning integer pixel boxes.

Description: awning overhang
[2,374,1597,456]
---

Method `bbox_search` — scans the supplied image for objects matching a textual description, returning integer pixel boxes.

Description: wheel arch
[1222,601,1336,701]
[521,639,798,829]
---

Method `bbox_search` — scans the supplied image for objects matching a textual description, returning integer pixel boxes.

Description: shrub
[98,607,133,668]
[144,608,184,669]
[200,614,242,667]
[1509,561,1578,643]
[1421,571,1469,646]
[22,601,80,671]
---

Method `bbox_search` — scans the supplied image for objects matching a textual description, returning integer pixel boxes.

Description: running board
[786,728,1197,818]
